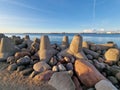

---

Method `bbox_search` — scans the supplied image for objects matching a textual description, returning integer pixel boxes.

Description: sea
[5,33,120,47]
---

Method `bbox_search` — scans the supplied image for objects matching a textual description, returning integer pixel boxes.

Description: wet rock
[74,59,106,87]
[66,63,73,70]
[15,51,31,60]
[48,72,75,90]
[34,70,54,82]
[17,56,31,65]
[33,61,51,73]
[95,80,118,90]
[108,76,118,84]
[0,37,16,61]
[17,65,25,72]
[49,57,57,66]
[105,48,120,63]
[115,72,120,81]
[7,56,15,64]
[7,63,17,71]
[52,66,58,72]
[29,71,39,78]
[72,76,83,90]
[20,68,33,76]
[38,35,57,63]
[58,64,66,71]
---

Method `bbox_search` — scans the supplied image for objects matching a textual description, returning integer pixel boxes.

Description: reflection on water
[5,33,120,47]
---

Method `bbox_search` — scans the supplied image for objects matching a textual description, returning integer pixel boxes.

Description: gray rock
[17,56,31,65]
[87,88,95,90]
[95,80,118,90]
[7,56,15,64]
[7,63,17,71]
[49,57,57,66]
[115,72,120,81]
[66,63,73,70]
[71,56,75,63]
[58,64,66,71]
[108,76,118,84]
[87,54,93,60]
[20,68,33,76]
[48,72,75,90]
[52,66,58,72]
[17,65,25,72]
[33,61,51,73]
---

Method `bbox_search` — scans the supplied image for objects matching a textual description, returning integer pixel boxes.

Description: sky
[0,0,120,33]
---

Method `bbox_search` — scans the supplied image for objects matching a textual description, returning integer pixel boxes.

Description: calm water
[5,33,120,47]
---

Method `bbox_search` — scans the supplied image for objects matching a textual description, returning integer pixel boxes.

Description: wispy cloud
[0,0,54,13]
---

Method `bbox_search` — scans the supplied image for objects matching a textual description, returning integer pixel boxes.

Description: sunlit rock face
[58,34,87,60]
[74,59,106,87]
[38,35,57,63]
[0,37,16,61]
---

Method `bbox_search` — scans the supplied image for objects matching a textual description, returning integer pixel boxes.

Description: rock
[82,41,89,49]
[115,72,120,81]
[108,76,118,84]
[74,59,106,87]
[7,56,15,64]
[34,70,54,82]
[98,57,104,63]
[38,35,57,63]
[33,61,51,73]
[86,54,93,60]
[83,48,99,59]
[20,68,33,76]
[72,76,83,90]
[24,35,30,40]
[18,43,27,49]
[7,63,18,71]
[58,64,66,71]
[33,38,40,43]
[52,66,58,72]
[17,56,31,65]
[95,80,118,90]
[87,88,95,90]
[58,35,88,60]
[29,71,39,78]
[66,63,73,70]
[17,65,25,72]
[109,66,120,76]
[64,57,70,63]
[48,72,75,90]
[60,36,69,50]
[49,57,57,66]
[0,33,5,40]
[117,61,120,66]
[67,70,74,77]
[15,51,31,60]
[105,48,120,63]
[30,42,39,52]
[71,56,75,63]
[0,37,16,61]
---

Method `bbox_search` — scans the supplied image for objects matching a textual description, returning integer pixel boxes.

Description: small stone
[17,66,25,72]
[64,57,70,63]
[95,80,118,90]
[20,68,33,76]
[52,66,58,72]
[108,76,118,84]
[7,63,17,71]
[98,57,104,63]
[71,57,75,63]
[33,61,51,73]
[87,54,93,60]
[67,70,73,77]
[49,57,57,66]
[7,56,15,64]
[66,63,73,70]
[58,64,66,71]
[115,72,120,81]
[17,56,31,65]
[29,71,39,78]
[34,70,54,82]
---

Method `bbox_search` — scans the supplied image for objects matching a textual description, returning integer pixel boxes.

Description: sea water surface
[5,33,120,47]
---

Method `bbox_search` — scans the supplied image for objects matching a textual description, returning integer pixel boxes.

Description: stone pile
[1,33,119,90]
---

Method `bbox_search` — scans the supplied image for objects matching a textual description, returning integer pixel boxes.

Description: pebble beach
[0,33,120,90]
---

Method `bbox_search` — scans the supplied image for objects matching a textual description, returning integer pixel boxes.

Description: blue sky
[0,0,120,33]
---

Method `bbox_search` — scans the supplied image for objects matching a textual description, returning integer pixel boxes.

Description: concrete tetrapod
[58,34,87,60]
[38,35,57,63]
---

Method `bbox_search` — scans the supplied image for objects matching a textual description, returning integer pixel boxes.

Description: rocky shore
[0,33,120,90]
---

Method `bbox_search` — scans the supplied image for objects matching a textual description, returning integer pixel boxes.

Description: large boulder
[95,80,118,90]
[74,59,106,87]
[0,37,16,61]
[48,72,75,90]
[38,35,57,63]
[104,48,120,63]
[33,61,51,73]
[60,36,69,50]
[58,35,88,60]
